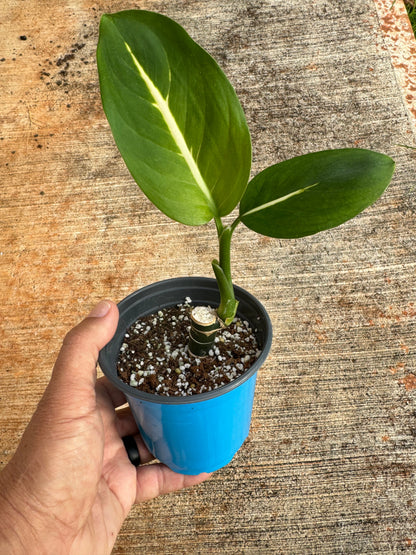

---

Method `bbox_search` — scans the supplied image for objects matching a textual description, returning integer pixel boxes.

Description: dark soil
[117,299,261,397]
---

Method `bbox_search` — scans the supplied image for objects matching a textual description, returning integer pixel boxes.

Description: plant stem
[219,226,232,282]
[212,220,241,325]
[214,215,224,236]
[189,217,240,355]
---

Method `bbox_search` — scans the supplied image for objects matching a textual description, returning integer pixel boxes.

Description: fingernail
[88,300,111,318]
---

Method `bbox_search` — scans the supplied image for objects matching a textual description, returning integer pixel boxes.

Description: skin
[0,301,210,555]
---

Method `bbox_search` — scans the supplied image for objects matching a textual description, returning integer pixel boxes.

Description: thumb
[45,300,119,416]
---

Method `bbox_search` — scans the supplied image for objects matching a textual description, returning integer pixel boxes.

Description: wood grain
[1,0,415,552]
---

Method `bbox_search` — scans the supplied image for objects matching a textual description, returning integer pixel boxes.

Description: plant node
[188,306,222,356]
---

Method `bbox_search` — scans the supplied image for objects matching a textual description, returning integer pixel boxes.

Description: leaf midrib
[241,182,319,218]
[123,40,218,218]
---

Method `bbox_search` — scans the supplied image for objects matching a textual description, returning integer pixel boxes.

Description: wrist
[0,465,43,554]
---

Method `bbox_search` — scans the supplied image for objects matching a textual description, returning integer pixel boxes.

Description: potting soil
[117,299,261,396]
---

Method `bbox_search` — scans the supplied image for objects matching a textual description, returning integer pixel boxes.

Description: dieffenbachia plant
[97,10,395,354]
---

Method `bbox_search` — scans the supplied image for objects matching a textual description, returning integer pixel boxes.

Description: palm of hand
[2,376,137,554]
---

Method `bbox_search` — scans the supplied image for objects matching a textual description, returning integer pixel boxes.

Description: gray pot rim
[98,276,273,405]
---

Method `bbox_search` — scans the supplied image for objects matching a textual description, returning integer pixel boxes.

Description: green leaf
[97,10,251,226]
[239,149,395,238]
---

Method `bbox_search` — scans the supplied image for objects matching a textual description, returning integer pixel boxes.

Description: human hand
[0,301,210,555]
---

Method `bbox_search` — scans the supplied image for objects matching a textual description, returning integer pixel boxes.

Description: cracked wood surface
[1,1,415,552]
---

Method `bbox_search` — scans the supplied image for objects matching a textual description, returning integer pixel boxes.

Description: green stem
[219,226,233,282]
[211,220,241,325]
[214,215,224,236]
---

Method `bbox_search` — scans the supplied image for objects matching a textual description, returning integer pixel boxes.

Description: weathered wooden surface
[1,0,415,552]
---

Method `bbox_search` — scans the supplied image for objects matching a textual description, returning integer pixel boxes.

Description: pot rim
[98,276,273,405]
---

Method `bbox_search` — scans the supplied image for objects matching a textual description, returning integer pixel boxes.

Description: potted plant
[96,9,394,475]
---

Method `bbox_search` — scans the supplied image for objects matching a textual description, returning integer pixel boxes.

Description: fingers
[97,375,212,494]
[135,465,212,503]
[95,374,156,465]
[126,433,154,465]
[115,406,138,434]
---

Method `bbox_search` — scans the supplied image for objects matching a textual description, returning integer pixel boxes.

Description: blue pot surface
[127,372,257,474]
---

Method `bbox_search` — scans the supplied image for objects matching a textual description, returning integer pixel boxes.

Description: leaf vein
[241,182,320,218]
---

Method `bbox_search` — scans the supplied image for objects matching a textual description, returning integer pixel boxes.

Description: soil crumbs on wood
[117,299,261,397]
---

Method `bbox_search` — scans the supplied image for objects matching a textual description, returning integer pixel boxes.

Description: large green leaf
[239,149,395,238]
[97,10,251,226]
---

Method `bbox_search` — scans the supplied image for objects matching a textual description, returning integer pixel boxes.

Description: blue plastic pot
[98,277,272,475]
